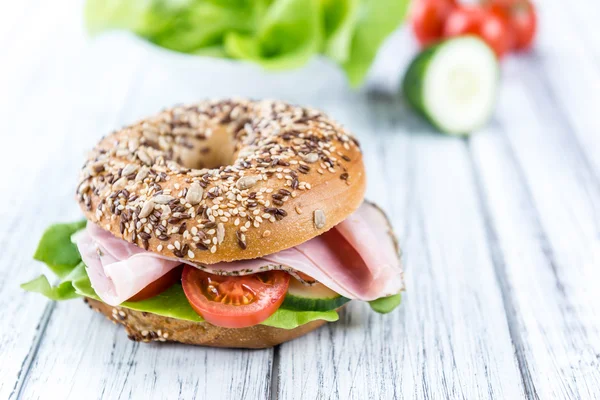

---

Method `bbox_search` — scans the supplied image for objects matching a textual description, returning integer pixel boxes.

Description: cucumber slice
[281,278,351,312]
[403,36,499,135]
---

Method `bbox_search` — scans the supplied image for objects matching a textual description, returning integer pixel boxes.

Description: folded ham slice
[75,202,404,306]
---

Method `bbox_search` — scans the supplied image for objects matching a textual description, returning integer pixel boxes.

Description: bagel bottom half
[85,298,332,348]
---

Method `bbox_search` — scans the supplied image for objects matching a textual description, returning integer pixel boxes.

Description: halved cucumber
[403,36,499,135]
[281,278,351,312]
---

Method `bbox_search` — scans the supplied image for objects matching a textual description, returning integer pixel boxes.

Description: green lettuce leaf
[152,1,257,53]
[20,261,88,301]
[84,0,408,86]
[225,0,323,70]
[73,274,339,328]
[72,275,205,322]
[262,307,338,328]
[24,220,340,329]
[368,293,401,314]
[341,0,410,86]
[33,220,87,278]
[85,0,189,37]
[321,0,359,63]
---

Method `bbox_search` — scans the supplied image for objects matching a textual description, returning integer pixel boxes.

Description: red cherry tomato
[181,266,290,328]
[508,1,537,50]
[443,5,511,58]
[127,266,183,302]
[411,0,457,47]
[485,0,537,51]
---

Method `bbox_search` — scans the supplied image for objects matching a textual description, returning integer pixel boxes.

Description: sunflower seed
[137,149,153,166]
[314,209,326,229]
[302,153,319,163]
[236,175,259,190]
[142,129,158,143]
[121,164,138,177]
[217,223,225,244]
[135,166,149,182]
[128,138,140,152]
[139,200,155,218]
[78,181,90,194]
[112,176,127,190]
[185,182,204,205]
[153,194,174,204]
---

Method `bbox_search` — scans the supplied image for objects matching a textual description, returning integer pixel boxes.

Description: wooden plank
[468,60,600,399]
[17,36,283,399]
[1,32,146,400]
[4,2,600,396]
[275,96,526,399]
[20,302,272,400]
[527,0,600,181]
[547,1,600,66]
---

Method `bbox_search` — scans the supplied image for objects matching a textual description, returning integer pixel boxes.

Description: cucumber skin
[281,293,351,312]
[402,42,444,132]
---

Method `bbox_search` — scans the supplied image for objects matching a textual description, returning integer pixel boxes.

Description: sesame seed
[76,99,361,255]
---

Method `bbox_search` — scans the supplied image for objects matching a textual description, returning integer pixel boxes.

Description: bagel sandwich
[23,99,404,348]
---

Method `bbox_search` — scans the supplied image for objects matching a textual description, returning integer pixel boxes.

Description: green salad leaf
[74,274,339,328]
[368,293,402,314]
[20,262,87,301]
[24,221,400,328]
[321,0,359,64]
[262,307,338,328]
[84,0,409,86]
[23,221,340,329]
[341,0,410,86]
[224,0,323,70]
[72,275,206,321]
[33,220,87,278]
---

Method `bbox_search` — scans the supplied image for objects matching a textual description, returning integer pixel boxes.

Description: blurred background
[1,0,552,197]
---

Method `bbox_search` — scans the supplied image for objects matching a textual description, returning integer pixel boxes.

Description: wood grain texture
[535,0,600,181]
[467,67,600,399]
[275,97,526,399]
[2,1,600,399]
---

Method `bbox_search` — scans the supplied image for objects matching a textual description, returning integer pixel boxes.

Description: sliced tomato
[127,266,183,302]
[182,266,290,328]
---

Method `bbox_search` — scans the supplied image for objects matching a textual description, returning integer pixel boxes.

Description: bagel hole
[175,126,236,170]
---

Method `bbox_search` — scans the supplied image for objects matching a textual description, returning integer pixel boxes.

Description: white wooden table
[2,1,599,399]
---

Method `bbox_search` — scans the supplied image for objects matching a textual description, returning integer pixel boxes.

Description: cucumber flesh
[403,36,499,135]
[281,278,351,311]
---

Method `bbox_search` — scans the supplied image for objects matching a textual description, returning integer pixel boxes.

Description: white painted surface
[1,1,599,399]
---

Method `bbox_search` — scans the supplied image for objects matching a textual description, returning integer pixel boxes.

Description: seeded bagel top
[76,99,366,264]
